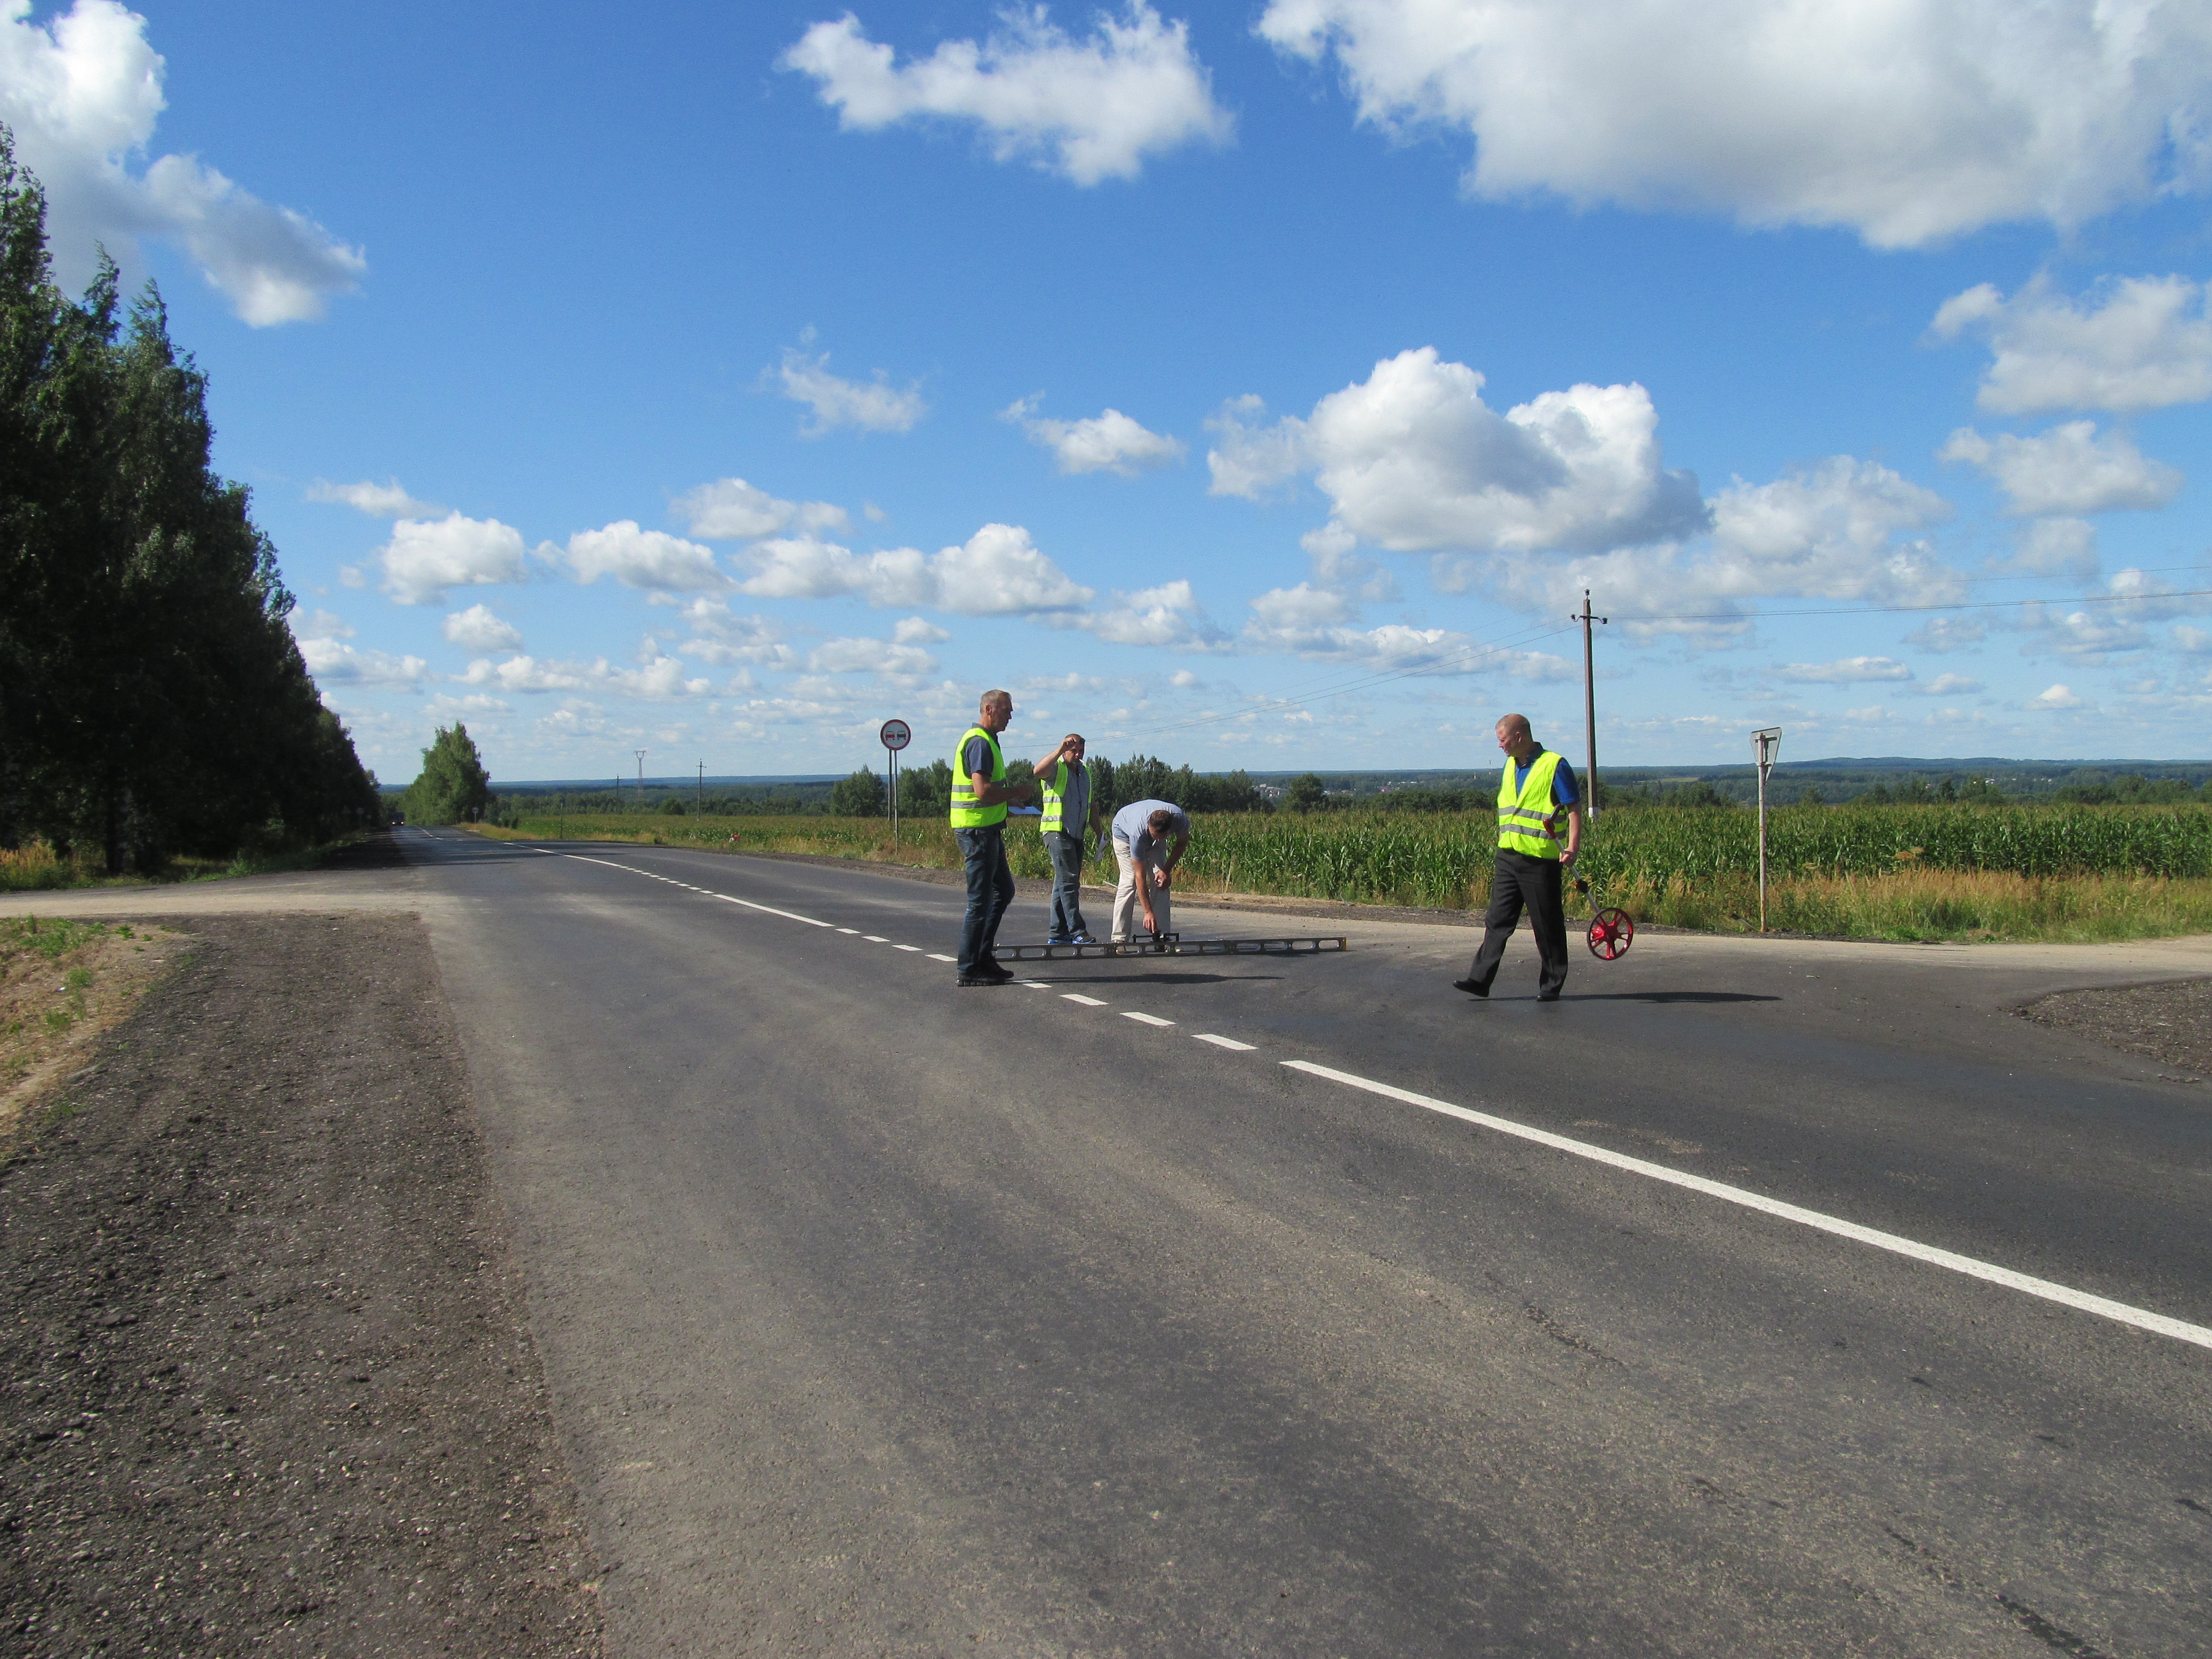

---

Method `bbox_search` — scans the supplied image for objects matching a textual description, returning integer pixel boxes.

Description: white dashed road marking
[1194,1034,1257,1051]
[863,935,889,943]
[1062,994,1108,1007]
[927,954,956,963]
[895,944,922,952]
[1122,1011,1174,1027]
[1280,1059,2212,1352]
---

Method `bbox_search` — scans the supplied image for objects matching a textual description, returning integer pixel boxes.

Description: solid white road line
[1062,994,1108,1007]
[548,851,834,928]
[1281,1059,2212,1352]
[1123,1011,1174,1027]
[1194,1034,1257,1052]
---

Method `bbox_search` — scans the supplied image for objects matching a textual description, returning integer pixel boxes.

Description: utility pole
[1752,728,1782,933]
[635,749,648,810]
[1572,590,1608,820]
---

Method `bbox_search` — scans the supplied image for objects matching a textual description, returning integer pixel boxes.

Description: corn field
[1180,804,2212,909]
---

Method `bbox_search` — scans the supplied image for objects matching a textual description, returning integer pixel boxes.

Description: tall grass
[478,804,2212,942]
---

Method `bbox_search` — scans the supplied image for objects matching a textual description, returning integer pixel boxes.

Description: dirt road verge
[2019,976,2212,1084]
[0,913,603,1657]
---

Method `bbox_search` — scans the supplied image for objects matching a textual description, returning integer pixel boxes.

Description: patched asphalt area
[2019,975,2212,1084]
[0,913,603,1657]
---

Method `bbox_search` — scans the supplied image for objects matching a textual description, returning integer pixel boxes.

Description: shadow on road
[1565,990,1782,1004]
[1014,972,1281,987]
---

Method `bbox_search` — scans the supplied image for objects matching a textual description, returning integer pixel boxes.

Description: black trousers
[1466,850,1569,998]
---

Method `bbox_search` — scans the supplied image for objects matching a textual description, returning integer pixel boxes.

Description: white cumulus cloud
[806,635,941,677]
[778,348,927,435]
[1940,421,2182,515]
[1904,672,1984,697]
[562,521,727,591]
[1,0,365,322]
[1067,580,1228,649]
[1257,0,2212,249]
[670,477,848,540]
[2007,517,2101,582]
[1773,655,1913,684]
[2028,683,2090,710]
[736,523,1095,616]
[457,652,710,700]
[663,598,799,669]
[295,636,427,690]
[1209,348,1707,558]
[441,604,523,653]
[308,478,441,518]
[1930,276,2212,415]
[379,514,528,606]
[780,3,1231,185]
[1006,398,1186,475]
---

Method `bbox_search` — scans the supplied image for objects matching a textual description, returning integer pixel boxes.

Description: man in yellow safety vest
[950,688,1038,985]
[1031,731,1103,944]
[1454,712,1582,1002]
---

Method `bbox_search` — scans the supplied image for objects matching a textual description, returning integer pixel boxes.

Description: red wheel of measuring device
[1587,908,1634,961]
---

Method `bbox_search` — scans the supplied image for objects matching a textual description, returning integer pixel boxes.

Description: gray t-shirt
[1112,799,1189,861]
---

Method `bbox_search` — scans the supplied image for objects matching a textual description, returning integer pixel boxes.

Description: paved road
[16,832,2212,1654]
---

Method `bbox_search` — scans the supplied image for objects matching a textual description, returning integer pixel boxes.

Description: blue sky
[7,1,2211,783]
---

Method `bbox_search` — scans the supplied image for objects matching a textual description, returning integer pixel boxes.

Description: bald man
[1455,712,1582,1003]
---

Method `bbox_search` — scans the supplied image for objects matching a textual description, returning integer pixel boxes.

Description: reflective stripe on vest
[949,725,1009,828]
[1497,749,1565,858]
[1039,759,1073,834]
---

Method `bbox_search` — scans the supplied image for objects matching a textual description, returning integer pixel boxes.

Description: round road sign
[879,718,911,751]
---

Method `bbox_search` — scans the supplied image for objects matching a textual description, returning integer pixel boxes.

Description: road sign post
[880,718,911,846]
[1752,727,1782,932]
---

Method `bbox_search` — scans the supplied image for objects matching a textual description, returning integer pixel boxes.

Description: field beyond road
[472,802,2212,942]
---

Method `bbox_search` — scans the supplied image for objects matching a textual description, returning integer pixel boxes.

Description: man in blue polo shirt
[1456,712,1581,1002]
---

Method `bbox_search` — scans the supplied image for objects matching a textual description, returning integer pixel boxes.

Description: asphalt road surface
[24,830,2212,1654]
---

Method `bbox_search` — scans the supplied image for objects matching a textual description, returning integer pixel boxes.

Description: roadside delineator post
[1752,727,1782,932]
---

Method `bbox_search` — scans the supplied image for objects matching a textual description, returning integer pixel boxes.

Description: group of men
[947,689,1584,999]
[949,689,1190,988]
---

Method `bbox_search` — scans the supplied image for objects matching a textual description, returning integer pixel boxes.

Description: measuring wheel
[1586,907,1634,961]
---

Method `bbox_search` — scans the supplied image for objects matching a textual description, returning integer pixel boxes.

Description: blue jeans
[955,825,1015,974]
[1045,831,1089,939]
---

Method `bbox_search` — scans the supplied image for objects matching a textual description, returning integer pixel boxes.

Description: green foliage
[660,796,687,816]
[400,724,491,825]
[0,128,380,870]
[828,766,886,817]
[898,757,953,816]
[2053,772,2197,805]
[1286,773,1328,812]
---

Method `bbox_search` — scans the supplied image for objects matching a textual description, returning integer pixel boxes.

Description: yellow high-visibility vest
[949,725,1008,829]
[1497,749,1565,859]
[1039,759,1082,834]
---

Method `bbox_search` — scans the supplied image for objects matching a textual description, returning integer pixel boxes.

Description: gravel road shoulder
[0,912,604,1656]
[2018,975,2212,1084]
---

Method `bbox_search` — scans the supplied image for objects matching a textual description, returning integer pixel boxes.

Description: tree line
[0,132,380,871]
